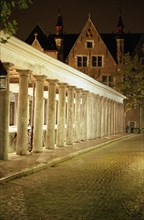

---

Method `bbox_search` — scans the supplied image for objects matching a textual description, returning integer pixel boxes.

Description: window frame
[92,55,103,67]
[86,40,94,49]
[77,56,88,67]
[102,74,114,87]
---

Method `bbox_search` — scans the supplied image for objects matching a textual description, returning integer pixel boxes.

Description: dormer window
[86,40,94,48]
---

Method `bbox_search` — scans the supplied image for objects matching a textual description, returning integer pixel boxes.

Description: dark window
[109,75,113,82]
[83,56,87,67]
[102,75,107,83]
[102,75,113,87]
[98,56,102,67]
[92,56,97,67]
[77,56,87,67]
[92,56,103,67]
[77,56,82,67]
[87,41,93,48]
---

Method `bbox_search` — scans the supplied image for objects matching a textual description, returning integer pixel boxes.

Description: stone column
[95,95,99,138]
[100,97,105,137]
[87,93,91,140]
[32,75,47,152]
[117,103,120,133]
[81,90,88,141]
[112,101,115,134]
[0,63,12,160]
[104,97,108,137]
[121,104,125,133]
[96,95,100,138]
[46,79,58,149]
[92,93,96,139]
[111,100,114,135]
[92,95,96,139]
[113,101,116,134]
[107,99,111,137]
[16,70,31,155]
[57,83,67,147]
[66,86,75,145]
[119,103,124,133]
[98,96,102,138]
[115,102,118,134]
[74,88,82,143]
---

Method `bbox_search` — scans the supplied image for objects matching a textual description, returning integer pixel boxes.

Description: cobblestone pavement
[0,134,144,220]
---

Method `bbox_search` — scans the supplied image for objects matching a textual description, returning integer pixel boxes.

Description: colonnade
[0,35,126,160]
[14,70,124,156]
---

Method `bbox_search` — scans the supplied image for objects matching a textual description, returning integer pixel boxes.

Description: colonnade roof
[1,32,126,103]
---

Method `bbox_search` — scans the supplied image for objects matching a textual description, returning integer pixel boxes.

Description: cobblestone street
[0,134,144,220]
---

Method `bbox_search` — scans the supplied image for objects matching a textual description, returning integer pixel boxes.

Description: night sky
[13,0,144,41]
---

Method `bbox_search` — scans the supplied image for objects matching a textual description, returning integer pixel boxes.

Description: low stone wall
[9,130,47,153]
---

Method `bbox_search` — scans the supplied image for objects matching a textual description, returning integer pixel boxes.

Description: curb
[0,134,135,184]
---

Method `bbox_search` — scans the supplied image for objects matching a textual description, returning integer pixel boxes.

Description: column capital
[33,75,47,81]
[99,95,104,100]
[103,96,108,101]
[3,62,14,70]
[57,82,67,88]
[46,79,58,85]
[94,94,100,99]
[82,90,89,95]
[88,92,95,97]
[17,69,32,76]
[67,85,76,90]
[74,88,83,93]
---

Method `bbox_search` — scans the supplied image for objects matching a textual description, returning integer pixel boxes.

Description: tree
[114,53,144,110]
[113,53,144,132]
[0,0,32,42]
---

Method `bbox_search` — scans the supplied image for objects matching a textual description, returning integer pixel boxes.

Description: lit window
[77,56,87,67]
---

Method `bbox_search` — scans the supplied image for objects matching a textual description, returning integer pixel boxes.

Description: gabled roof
[101,33,143,62]
[49,33,79,61]
[101,33,117,62]
[25,24,56,50]
[63,34,79,61]
[124,33,143,55]
[25,23,143,63]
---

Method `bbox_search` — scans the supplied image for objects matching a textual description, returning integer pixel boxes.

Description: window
[77,56,87,67]
[102,75,107,83]
[109,75,113,82]
[92,56,97,67]
[98,56,102,66]
[92,56,103,67]
[128,121,136,128]
[102,75,114,87]
[109,75,114,87]
[86,40,93,48]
